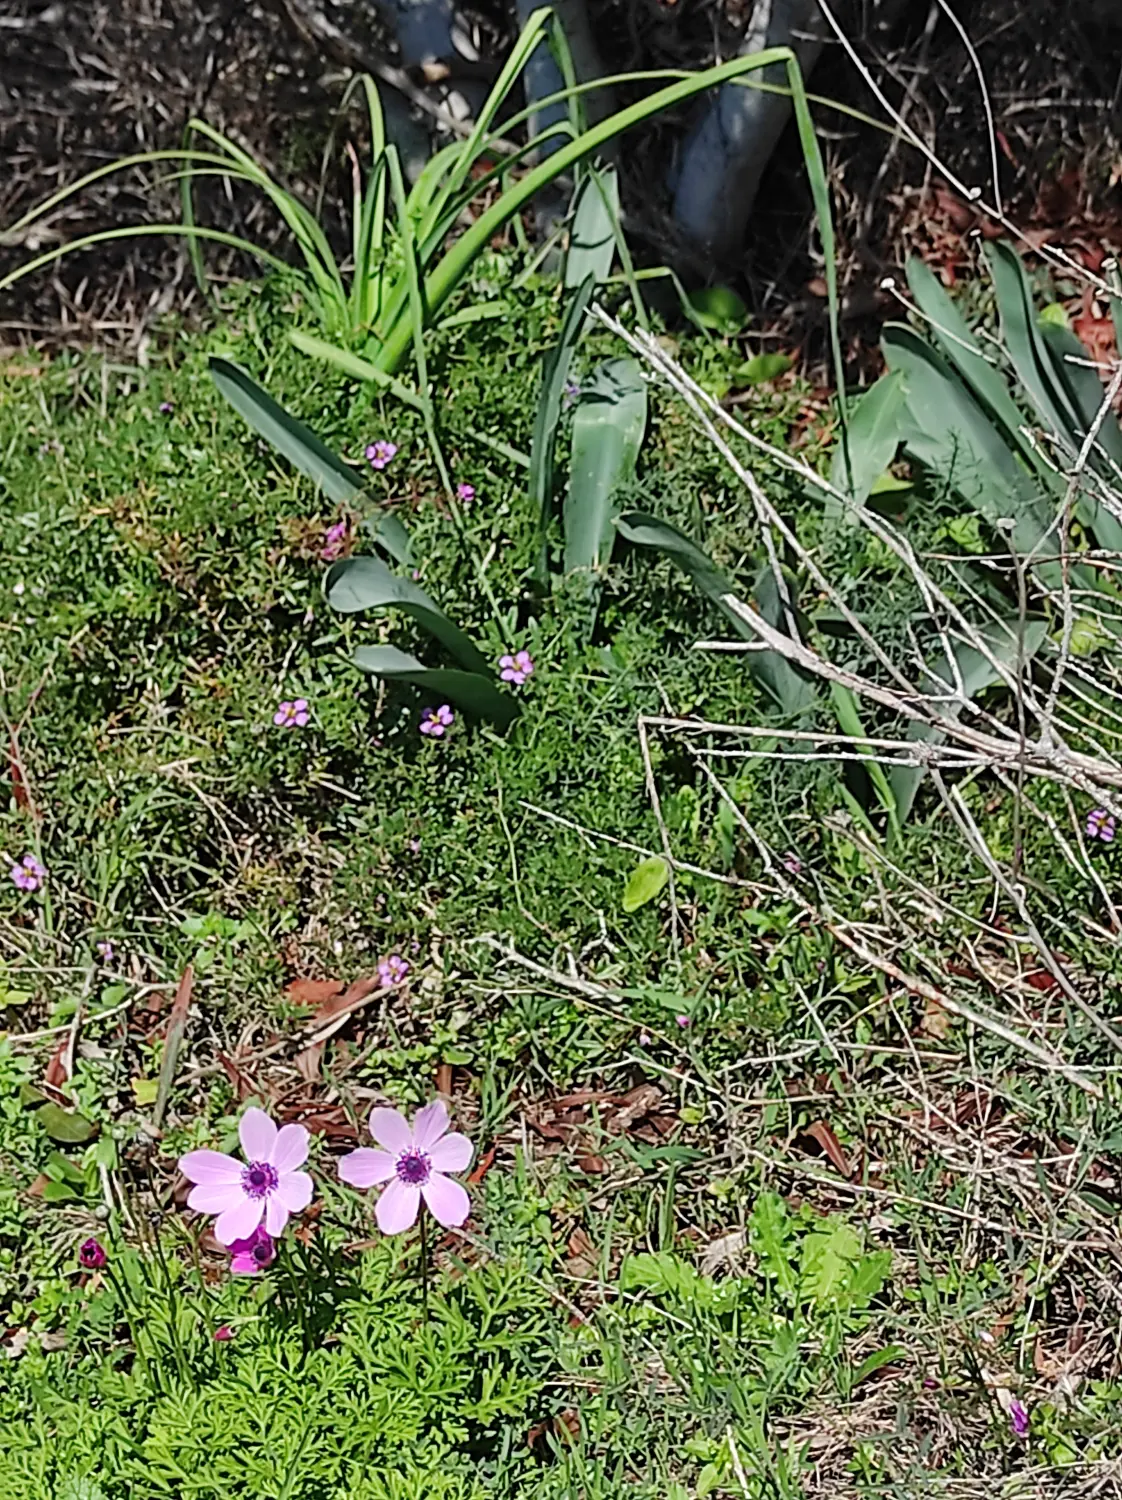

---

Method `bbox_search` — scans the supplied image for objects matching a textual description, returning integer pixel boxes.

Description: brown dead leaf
[700,1228,749,1276]
[607,1083,662,1135]
[435,1062,452,1096]
[293,1041,325,1083]
[285,977,344,1009]
[467,1146,495,1186]
[43,1038,67,1090]
[804,1120,852,1178]
[920,992,953,1039]
[566,1227,597,1279]
[576,1154,606,1175]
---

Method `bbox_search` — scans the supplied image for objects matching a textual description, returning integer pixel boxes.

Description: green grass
[2,265,1122,1498]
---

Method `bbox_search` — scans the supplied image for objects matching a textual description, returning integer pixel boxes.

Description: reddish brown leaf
[26,1174,49,1198]
[566,1227,597,1278]
[804,1120,852,1178]
[467,1147,495,1186]
[576,1154,606,1175]
[285,977,344,1009]
[9,738,28,811]
[435,1063,452,1096]
[1024,970,1058,993]
[305,974,380,1027]
[43,1038,67,1089]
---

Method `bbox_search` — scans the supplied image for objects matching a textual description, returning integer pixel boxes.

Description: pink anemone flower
[179,1107,313,1247]
[338,1099,472,1234]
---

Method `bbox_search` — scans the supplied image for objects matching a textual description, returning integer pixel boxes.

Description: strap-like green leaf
[826,370,906,513]
[531,276,595,546]
[563,357,647,599]
[564,164,620,288]
[325,556,491,676]
[351,645,520,727]
[615,511,815,714]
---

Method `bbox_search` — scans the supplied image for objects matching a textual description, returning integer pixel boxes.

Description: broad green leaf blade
[622,855,669,913]
[352,645,520,728]
[889,619,1048,823]
[36,1102,98,1144]
[563,357,647,597]
[829,682,899,836]
[827,370,906,511]
[564,164,620,287]
[904,255,1041,471]
[615,511,815,714]
[325,556,492,676]
[210,356,363,504]
[361,513,413,569]
[1038,320,1122,551]
[983,240,1081,446]
[531,275,595,545]
[881,325,1061,571]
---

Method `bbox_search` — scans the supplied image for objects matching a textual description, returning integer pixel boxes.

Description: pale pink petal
[214,1195,265,1247]
[270,1123,309,1174]
[427,1132,473,1174]
[187,1181,245,1215]
[264,1196,290,1237]
[338,1148,396,1188]
[367,1108,413,1153]
[412,1099,449,1150]
[375,1178,420,1234]
[179,1149,242,1185]
[421,1173,470,1228]
[239,1108,278,1162]
[275,1170,313,1213]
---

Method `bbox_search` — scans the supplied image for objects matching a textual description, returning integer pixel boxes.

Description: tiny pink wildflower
[1087,807,1115,842]
[499,650,534,686]
[78,1237,107,1270]
[339,1099,473,1234]
[420,704,454,737]
[378,953,409,987]
[228,1225,277,1275]
[96,940,114,962]
[274,699,310,729]
[214,1324,234,1342]
[178,1107,313,1246]
[675,1014,691,1029]
[456,483,475,503]
[1009,1398,1029,1438]
[320,520,348,562]
[10,854,45,892]
[365,440,398,471]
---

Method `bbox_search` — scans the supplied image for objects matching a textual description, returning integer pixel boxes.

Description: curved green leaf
[325,556,491,676]
[826,370,906,513]
[209,357,363,505]
[36,1102,97,1144]
[352,645,520,728]
[564,164,620,287]
[622,855,669,913]
[564,357,647,598]
[615,511,815,714]
[531,275,595,548]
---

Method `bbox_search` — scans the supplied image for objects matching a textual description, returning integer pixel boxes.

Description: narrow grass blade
[352,645,520,727]
[153,964,193,1128]
[210,357,366,505]
[325,556,492,676]
[615,511,814,714]
[563,357,647,598]
[288,330,426,412]
[983,240,1081,444]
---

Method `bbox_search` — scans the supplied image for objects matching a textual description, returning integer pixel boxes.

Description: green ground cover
[1,261,1121,1499]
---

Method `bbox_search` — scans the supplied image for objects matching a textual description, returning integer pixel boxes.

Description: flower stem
[419,1209,429,1321]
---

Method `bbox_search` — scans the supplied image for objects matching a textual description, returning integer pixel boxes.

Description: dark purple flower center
[242,1161,278,1198]
[396,1149,431,1186]
[252,1239,274,1264]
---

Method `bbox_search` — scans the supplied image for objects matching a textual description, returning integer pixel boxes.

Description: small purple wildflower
[96,940,115,963]
[228,1226,277,1275]
[274,699,310,729]
[365,440,398,471]
[675,1014,691,1029]
[562,378,581,409]
[10,854,45,892]
[214,1324,234,1342]
[1087,807,1115,843]
[1009,1398,1029,1438]
[159,401,174,415]
[499,650,534,686]
[420,704,454,738]
[320,520,348,562]
[378,953,410,987]
[456,483,475,504]
[781,851,803,875]
[78,1238,107,1270]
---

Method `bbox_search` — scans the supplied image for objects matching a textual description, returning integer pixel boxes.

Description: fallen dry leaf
[285,977,344,1009]
[804,1120,852,1178]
